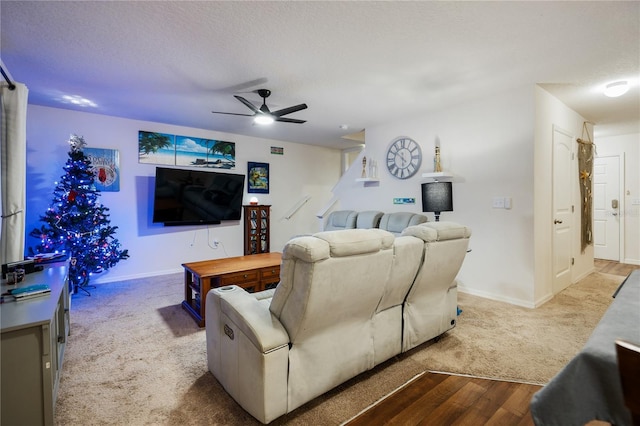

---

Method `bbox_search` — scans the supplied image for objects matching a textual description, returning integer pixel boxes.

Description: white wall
[24,105,341,283]
[595,132,640,265]
[533,86,594,304]
[335,85,539,307]
[23,86,608,304]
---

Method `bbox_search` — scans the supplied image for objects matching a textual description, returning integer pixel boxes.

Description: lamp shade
[421,182,453,221]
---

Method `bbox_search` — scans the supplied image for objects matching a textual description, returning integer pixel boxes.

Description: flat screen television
[152,167,245,226]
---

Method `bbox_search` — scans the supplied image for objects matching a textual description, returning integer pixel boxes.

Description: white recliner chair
[400,221,472,351]
[205,228,397,423]
[371,232,423,363]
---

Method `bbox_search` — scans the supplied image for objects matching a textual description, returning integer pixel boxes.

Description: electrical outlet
[492,197,505,209]
[212,239,219,248]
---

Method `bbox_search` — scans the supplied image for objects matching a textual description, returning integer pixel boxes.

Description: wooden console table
[182,252,282,327]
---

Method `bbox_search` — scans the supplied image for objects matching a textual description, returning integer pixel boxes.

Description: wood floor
[344,372,540,426]
[344,260,639,426]
[594,258,640,277]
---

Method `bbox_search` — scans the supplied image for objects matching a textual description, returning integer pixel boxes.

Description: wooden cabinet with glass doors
[243,205,271,255]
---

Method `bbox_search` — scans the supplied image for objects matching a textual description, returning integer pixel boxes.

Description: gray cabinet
[1,263,70,426]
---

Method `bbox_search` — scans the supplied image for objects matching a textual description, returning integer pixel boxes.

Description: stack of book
[9,284,51,301]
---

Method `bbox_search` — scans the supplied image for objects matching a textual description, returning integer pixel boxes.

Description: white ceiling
[1,1,638,149]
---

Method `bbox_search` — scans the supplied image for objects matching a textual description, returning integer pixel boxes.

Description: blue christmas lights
[28,134,129,293]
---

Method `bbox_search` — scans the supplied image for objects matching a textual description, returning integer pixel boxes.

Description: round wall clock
[386,136,422,179]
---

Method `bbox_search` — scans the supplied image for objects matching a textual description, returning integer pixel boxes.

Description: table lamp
[421,182,453,222]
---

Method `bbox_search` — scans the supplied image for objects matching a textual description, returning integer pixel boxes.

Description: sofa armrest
[402,221,472,242]
[206,285,290,423]
[213,286,289,353]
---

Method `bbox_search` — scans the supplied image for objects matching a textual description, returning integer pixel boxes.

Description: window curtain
[1,82,28,264]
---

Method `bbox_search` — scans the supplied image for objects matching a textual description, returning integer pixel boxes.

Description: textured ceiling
[1,1,638,149]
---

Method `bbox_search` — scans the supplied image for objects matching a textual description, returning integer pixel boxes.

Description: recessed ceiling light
[61,94,97,107]
[604,81,629,98]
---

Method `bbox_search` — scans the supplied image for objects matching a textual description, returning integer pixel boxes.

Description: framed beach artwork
[175,136,236,169]
[247,162,269,194]
[84,147,120,191]
[138,131,175,165]
[138,131,236,169]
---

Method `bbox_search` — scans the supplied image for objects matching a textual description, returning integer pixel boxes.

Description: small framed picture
[84,147,121,192]
[248,162,269,194]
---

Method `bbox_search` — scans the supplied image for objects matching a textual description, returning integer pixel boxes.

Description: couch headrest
[356,210,384,229]
[283,236,331,262]
[401,221,472,242]
[282,229,394,261]
[324,210,358,231]
[379,212,428,234]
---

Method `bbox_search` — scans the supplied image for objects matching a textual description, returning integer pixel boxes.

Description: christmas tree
[29,134,129,294]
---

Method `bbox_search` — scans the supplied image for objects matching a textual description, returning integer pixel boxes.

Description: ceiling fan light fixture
[213,88,306,124]
[604,80,629,97]
[254,114,275,125]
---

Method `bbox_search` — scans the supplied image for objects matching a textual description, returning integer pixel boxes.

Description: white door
[593,155,620,261]
[552,126,573,294]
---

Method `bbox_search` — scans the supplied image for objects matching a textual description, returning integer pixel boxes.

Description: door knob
[554,219,563,224]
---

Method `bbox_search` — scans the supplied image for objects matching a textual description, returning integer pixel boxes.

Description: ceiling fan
[212,89,307,124]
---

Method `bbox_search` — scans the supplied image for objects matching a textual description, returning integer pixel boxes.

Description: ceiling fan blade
[271,103,308,117]
[211,111,254,117]
[221,78,268,93]
[234,95,260,114]
[275,117,306,124]
[259,104,271,114]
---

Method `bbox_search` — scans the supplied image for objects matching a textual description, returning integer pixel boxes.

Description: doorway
[552,125,573,294]
[593,155,622,261]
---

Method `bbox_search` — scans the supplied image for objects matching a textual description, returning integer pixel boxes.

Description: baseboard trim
[457,286,535,308]
[533,292,554,308]
[573,266,596,283]
[90,267,183,284]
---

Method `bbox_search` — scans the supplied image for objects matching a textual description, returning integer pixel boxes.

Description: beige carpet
[55,271,623,425]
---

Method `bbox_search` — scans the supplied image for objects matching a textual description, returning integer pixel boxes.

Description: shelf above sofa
[421,171,454,181]
[355,177,380,187]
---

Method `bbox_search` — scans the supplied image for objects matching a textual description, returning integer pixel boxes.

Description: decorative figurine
[369,159,378,179]
[362,156,367,178]
[434,146,442,172]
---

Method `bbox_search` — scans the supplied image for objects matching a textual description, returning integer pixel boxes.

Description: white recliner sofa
[206,224,471,424]
[322,210,426,234]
